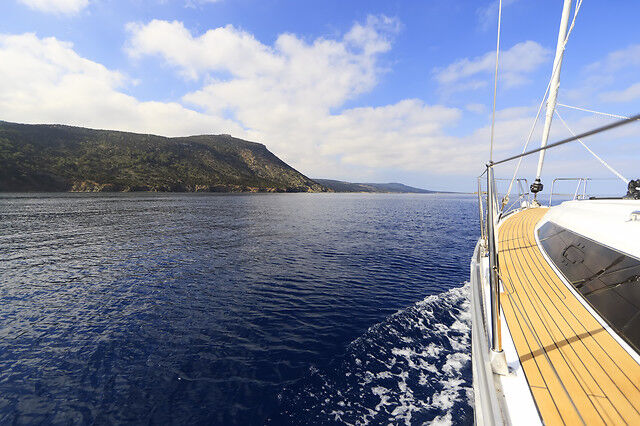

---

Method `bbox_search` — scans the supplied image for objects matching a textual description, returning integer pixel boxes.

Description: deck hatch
[538,221,640,353]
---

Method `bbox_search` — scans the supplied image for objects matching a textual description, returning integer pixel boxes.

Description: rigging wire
[554,109,629,184]
[557,103,630,120]
[489,0,503,162]
[492,112,640,166]
[502,0,583,208]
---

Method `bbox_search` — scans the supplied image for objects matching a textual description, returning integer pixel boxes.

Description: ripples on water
[0,193,477,424]
[273,284,472,425]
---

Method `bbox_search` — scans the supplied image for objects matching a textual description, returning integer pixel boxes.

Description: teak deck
[498,208,640,425]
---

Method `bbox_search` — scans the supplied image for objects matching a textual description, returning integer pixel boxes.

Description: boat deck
[498,208,640,425]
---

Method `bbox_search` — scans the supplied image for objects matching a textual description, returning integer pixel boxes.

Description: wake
[274,283,473,425]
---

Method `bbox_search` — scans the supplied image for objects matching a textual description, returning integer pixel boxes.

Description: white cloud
[465,103,486,114]
[563,44,640,108]
[600,82,640,103]
[494,105,536,120]
[17,0,89,14]
[303,100,463,172]
[126,20,285,81]
[434,41,551,90]
[585,44,640,74]
[124,17,483,176]
[126,15,399,100]
[0,33,244,136]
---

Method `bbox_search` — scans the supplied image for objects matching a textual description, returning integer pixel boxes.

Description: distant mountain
[0,121,326,193]
[314,179,437,193]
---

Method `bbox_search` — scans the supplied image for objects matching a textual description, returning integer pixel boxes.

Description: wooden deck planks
[497,208,640,425]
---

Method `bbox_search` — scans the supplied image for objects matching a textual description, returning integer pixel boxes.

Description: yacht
[470,0,640,424]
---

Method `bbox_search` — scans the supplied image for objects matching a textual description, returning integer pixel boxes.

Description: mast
[530,0,573,198]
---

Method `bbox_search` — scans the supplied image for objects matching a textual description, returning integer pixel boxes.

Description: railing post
[486,162,509,375]
[477,177,486,247]
[584,179,589,199]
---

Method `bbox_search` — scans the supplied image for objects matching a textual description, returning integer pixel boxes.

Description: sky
[0,0,639,192]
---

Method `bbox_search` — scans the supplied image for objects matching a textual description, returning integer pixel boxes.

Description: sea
[0,193,478,425]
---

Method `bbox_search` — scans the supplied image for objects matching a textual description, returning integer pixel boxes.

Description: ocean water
[0,193,478,425]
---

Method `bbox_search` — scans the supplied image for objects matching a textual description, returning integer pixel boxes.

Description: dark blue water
[0,193,477,425]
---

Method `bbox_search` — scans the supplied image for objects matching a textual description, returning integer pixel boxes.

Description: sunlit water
[0,193,477,424]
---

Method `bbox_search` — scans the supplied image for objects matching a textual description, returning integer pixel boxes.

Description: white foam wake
[276,283,472,425]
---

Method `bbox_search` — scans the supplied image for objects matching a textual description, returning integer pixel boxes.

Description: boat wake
[272,283,473,425]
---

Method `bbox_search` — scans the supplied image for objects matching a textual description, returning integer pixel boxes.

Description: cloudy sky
[1,0,639,192]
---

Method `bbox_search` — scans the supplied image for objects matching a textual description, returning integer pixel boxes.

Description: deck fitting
[491,349,509,376]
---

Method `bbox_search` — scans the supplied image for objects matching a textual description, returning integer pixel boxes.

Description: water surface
[0,193,477,424]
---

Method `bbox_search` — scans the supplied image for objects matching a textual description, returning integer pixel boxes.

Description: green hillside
[0,121,326,193]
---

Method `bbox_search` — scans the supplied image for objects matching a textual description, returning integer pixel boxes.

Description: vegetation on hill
[313,179,436,193]
[0,121,326,193]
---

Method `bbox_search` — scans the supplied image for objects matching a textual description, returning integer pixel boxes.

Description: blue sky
[1,0,639,192]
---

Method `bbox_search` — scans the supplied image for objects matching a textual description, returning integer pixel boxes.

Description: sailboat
[470,0,640,424]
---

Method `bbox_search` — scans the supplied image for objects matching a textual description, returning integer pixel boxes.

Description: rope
[502,0,583,208]
[554,110,629,184]
[489,0,503,162]
[557,103,630,120]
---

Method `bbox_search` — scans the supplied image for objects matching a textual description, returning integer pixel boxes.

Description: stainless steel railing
[477,113,638,370]
[477,177,530,243]
[547,177,621,206]
[486,164,502,354]
[548,177,589,206]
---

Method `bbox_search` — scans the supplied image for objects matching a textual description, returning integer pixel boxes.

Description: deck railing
[477,113,639,372]
[476,177,529,244]
[547,177,621,206]
[548,177,589,205]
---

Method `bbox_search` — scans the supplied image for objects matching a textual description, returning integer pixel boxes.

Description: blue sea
[0,193,477,425]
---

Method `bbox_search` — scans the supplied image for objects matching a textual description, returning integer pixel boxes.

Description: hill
[314,179,436,193]
[0,121,325,193]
